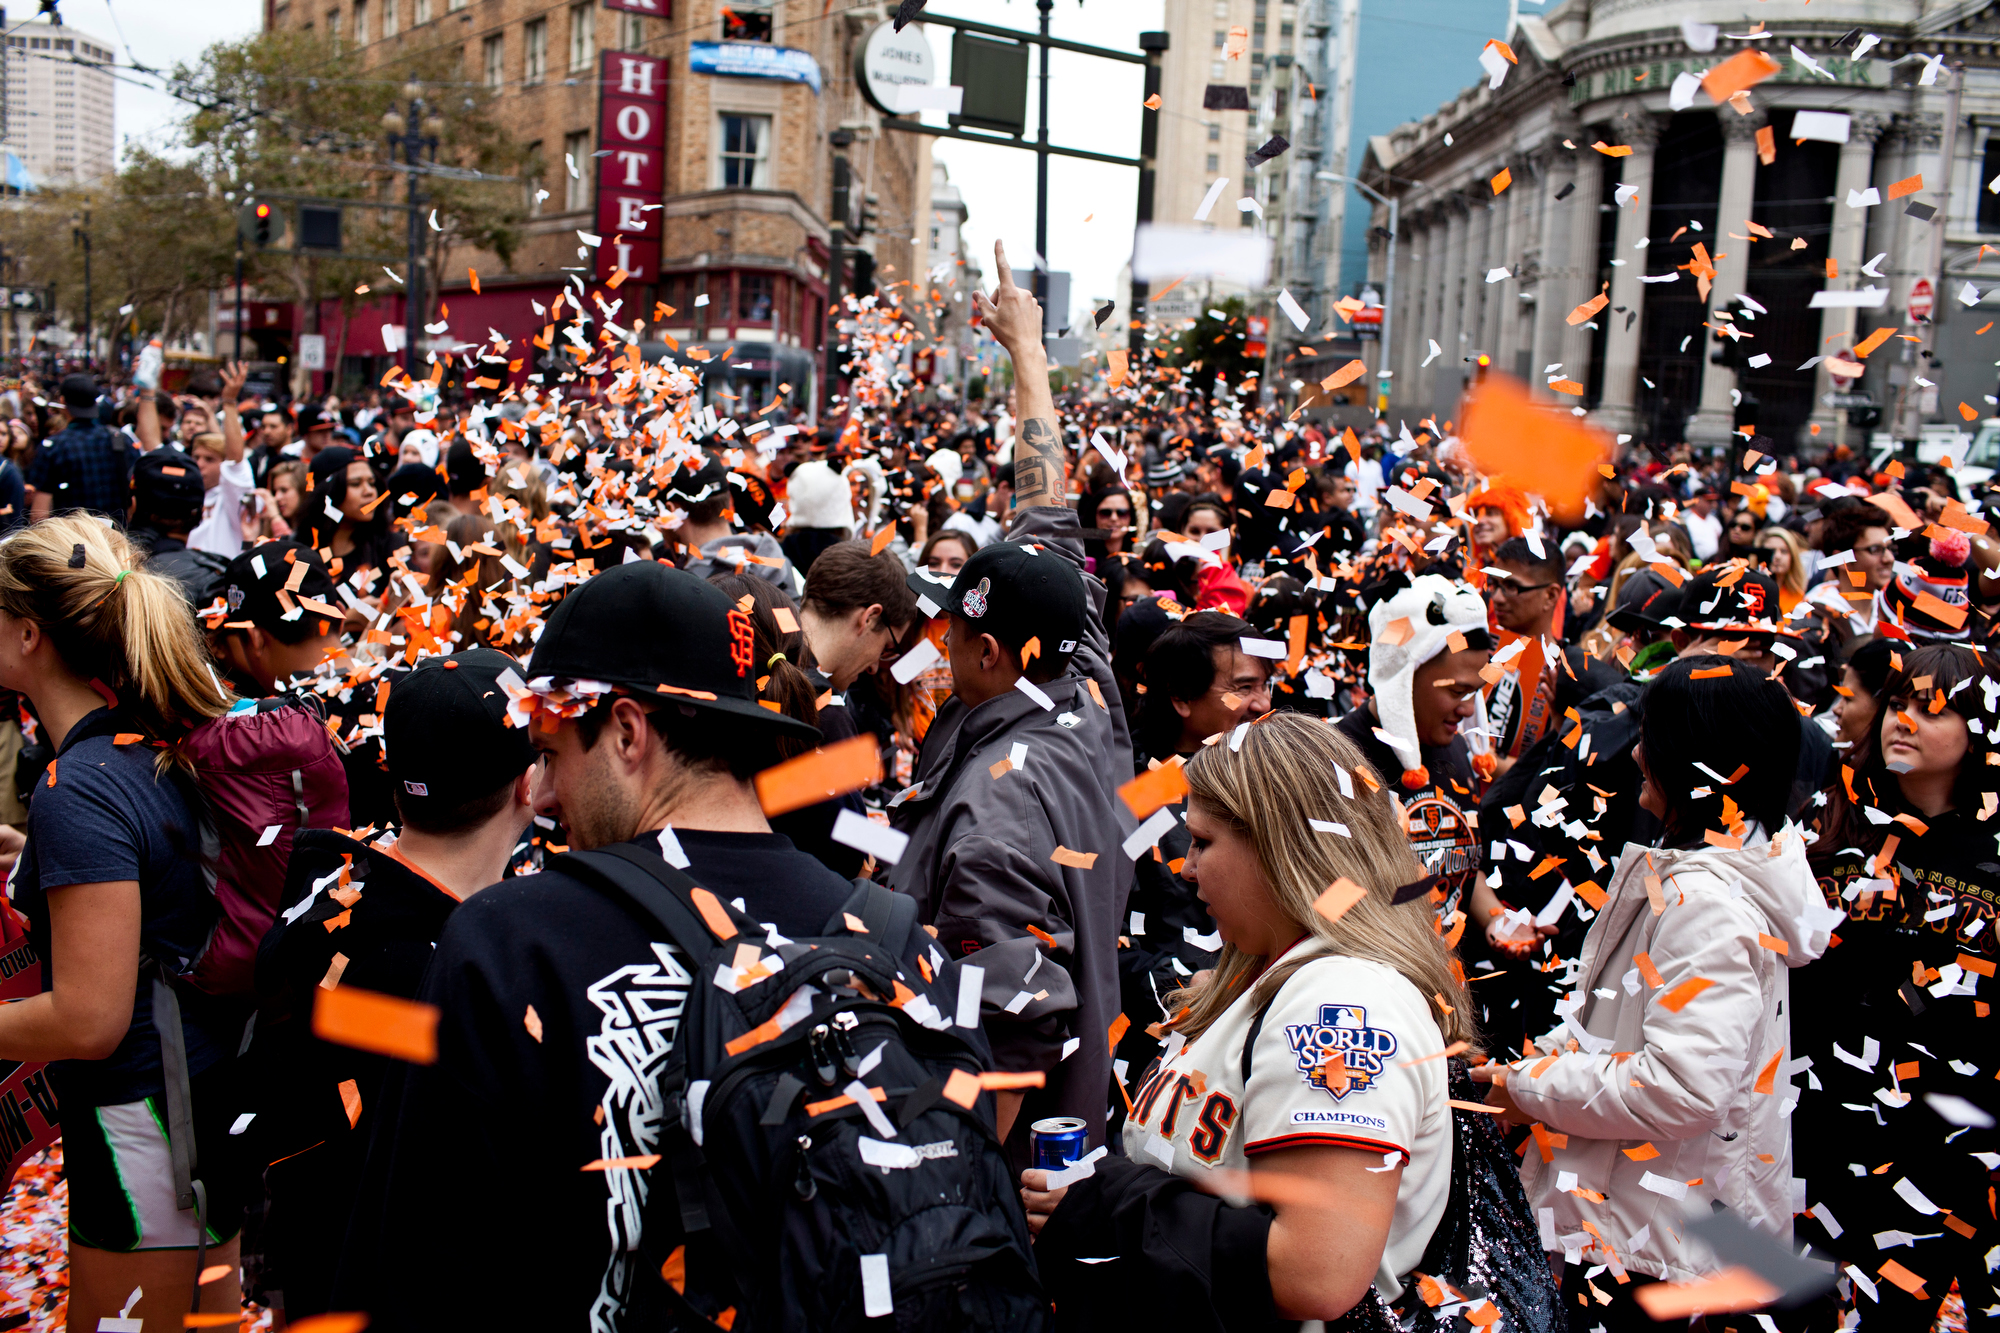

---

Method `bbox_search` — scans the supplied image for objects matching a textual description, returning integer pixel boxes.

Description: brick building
[264,0,932,412]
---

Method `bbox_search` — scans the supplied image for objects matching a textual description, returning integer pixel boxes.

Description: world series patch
[1285,1003,1399,1101]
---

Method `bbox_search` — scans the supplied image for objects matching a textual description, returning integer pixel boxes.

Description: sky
[77,0,1515,319]
[920,2,1161,333]
[26,0,264,175]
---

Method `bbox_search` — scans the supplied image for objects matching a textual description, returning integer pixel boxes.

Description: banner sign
[0,901,58,1195]
[689,42,823,94]
[596,50,667,285]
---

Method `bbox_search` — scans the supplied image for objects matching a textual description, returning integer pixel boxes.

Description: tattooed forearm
[1013,415,1065,508]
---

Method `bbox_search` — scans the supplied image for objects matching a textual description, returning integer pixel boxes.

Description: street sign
[297,334,326,372]
[1909,278,1934,323]
[858,20,936,115]
[1829,348,1858,388]
[1822,391,1874,408]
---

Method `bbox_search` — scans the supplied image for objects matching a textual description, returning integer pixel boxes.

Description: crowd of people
[0,239,1991,1333]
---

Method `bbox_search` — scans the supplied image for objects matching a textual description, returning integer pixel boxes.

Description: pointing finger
[993,239,1014,294]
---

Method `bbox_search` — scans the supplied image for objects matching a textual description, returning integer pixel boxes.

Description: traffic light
[850,250,876,297]
[1709,297,1751,370]
[859,193,879,236]
[237,200,281,249]
[831,156,852,235]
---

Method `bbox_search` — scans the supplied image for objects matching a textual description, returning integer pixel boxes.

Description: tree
[1159,294,1262,398]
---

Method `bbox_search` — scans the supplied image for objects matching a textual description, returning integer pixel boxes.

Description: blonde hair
[0,516,232,751]
[1172,712,1476,1048]
[1756,525,1808,602]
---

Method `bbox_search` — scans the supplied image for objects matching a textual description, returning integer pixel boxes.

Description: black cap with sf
[941,542,1087,663]
[384,648,539,811]
[528,561,821,743]
[221,539,342,637]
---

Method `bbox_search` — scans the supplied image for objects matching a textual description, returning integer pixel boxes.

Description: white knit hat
[784,460,854,531]
[926,447,964,488]
[1366,574,1490,785]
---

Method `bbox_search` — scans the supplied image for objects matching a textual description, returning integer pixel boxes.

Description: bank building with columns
[1353,0,2000,452]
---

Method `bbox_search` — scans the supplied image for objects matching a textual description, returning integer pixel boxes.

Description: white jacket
[1505,832,1836,1282]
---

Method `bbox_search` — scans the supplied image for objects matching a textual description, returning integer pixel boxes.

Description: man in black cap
[889,540,1129,1170]
[295,404,337,463]
[336,564,866,1329]
[127,448,228,606]
[210,539,406,829]
[28,372,126,520]
[248,647,538,1320]
[669,450,796,591]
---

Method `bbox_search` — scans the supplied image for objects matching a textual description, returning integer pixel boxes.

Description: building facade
[266,0,932,411]
[1354,0,2000,451]
[2,15,117,188]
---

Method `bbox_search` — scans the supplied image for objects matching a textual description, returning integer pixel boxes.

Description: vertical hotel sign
[596,49,667,285]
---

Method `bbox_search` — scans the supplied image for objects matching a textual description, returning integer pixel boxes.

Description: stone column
[1596,110,1662,435]
[1439,197,1472,405]
[1888,112,1946,431]
[1689,111,1767,445]
[1395,211,1429,420]
[1560,122,1607,403]
[1493,152,1532,378]
[1418,201,1450,415]
[1531,138,1579,396]
[1807,111,1891,439]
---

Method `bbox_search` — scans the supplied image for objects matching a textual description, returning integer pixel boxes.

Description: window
[1206,153,1220,172]
[726,3,773,41]
[414,0,431,23]
[524,19,547,83]
[719,114,770,187]
[328,7,341,40]
[448,0,467,10]
[564,130,590,211]
[1280,21,1294,39]
[1983,137,2000,232]
[1213,29,1226,47]
[525,141,545,215]
[569,2,596,71]
[1207,122,1220,142]
[621,13,644,49]
[353,0,368,42]
[483,35,504,87]
[738,272,774,322]
[380,0,396,36]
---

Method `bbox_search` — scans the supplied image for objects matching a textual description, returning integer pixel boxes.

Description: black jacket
[247,828,465,1317]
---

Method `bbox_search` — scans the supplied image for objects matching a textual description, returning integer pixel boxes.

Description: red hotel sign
[597,50,666,285]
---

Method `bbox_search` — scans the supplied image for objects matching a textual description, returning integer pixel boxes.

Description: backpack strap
[555,842,725,1239]
[148,968,210,1311]
[827,879,918,959]
[560,843,719,961]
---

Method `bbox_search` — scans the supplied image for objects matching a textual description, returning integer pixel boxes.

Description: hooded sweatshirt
[680,531,796,592]
[1503,832,1835,1283]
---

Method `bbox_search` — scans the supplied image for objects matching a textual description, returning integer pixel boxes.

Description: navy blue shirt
[27,420,129,518]
[17,709,238,1108]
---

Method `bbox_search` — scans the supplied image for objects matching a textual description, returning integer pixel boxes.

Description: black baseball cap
[131,448,206,524]
[527,561,820,742]
[384,649,538,810]
[221,539,342,642]
[941,541,1087,661]
[297,404,335,434]
[1676,563,1793,637]
[664,452,728,506]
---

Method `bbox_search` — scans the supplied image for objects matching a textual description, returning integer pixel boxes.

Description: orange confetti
[1312,877,1368,924]
[1657,977,1716,1012]
[1119,759,1189,818]
[1143,93,1161,110]
[313,985,439,1064]
[1050,846,1099,869]
[1633,952,1666,988]
[1886,174,1923,200]
[1459,372,1609,524]
[1591,141,1632,157]
[1700,49,1782,104]
[941,1068,982,1108]
[1635,1268,1782,1319]
[1491,167,1512,195]
[689,887,739,940]
[755,733,883,816]
[468,267,481,294]
[1566,292,1608,326]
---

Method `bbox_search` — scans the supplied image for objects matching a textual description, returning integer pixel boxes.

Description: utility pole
[825,130,854,415]
[1897,61,1963,444]
[1033,0,1053,328]
[383,84,441,375]
[71,210,90,371]
[1130,31,1168,363]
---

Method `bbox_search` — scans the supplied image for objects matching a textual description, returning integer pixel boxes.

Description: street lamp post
[384,84,443,375]
[70,210,91,371]
[1317,171,1396,414]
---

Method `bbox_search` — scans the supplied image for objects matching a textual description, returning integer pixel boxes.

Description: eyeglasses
[1853,543,1890,558]
[1486,578,1554,597]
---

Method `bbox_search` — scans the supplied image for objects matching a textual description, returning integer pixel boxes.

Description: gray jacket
[1002,504,1133,766]
[681,531,795,593]
[889,670,1133,1162]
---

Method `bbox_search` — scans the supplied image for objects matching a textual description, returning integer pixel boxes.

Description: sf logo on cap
[727,607,755,678]
[962,577,992,619]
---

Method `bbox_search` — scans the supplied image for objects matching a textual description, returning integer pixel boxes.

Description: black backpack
[560,843,1053,1333]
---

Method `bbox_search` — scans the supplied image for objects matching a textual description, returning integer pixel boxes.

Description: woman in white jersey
[1024,711,1474,1327]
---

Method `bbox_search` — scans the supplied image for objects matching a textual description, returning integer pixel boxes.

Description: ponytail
[707,572,819,761]
[0,516,233,754]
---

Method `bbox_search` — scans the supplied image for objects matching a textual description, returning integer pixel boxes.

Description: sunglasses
[1486,578,1554,597]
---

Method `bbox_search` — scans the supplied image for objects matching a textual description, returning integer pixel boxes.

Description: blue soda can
[1030,1117,1089,1171]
